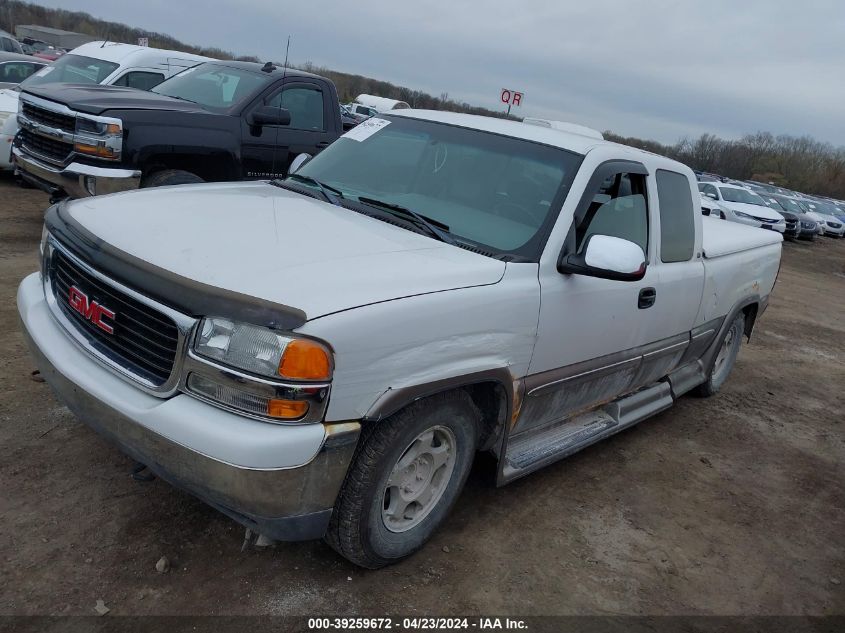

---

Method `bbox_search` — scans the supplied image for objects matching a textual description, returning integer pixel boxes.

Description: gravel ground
[0,175,843,617]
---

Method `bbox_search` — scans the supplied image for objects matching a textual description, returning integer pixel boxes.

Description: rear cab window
[656,170,696,263]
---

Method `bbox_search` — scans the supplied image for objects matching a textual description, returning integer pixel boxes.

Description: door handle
[638,287,656,309]
[316,141,331,148]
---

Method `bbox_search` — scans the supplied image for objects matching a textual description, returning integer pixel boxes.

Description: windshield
[152,64,267,111]
[719,186,769,206]
[770,196,804,214]
[295,116,582,259]
[808,200,839,215]
[21,54,118,88]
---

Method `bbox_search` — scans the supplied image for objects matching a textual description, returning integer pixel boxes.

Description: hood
[64,182,506,320]
[22,84,210,116]
[720,200,784,221]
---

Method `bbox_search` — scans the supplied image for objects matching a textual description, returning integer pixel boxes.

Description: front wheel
[694,312,745,397]
[325,391,479,568]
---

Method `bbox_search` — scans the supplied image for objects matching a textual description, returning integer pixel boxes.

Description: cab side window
[656,169,696,263]
[112,71,165,91]
[576,171,649,256]
[266,85,325,131]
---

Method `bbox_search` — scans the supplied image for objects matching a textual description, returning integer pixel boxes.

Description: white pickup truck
[18,111,782,568]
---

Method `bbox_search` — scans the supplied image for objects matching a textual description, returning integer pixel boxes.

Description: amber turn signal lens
[267,399,309,419]
[278,339,332,381]
[73,142,116,158]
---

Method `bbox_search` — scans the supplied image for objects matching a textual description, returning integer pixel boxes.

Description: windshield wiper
[357,196,456,245]
[159,94,198,104]
[285,174,344,207]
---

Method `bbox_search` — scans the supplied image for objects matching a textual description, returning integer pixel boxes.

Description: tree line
[604,131,845,199]
[2,0,843,198]
[0,0,513,120]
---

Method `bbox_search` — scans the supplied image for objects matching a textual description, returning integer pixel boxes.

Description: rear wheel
[325,391,479,568]
[141,169,204,188]
[694,313,745,397]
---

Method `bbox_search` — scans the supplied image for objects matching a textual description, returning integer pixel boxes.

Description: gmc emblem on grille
[68,286,116,335]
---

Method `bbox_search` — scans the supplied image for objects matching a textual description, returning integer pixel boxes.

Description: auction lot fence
[1,617,842,633]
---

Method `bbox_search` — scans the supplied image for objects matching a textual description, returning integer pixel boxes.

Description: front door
[517,163,700,434]
[241,80,333,179]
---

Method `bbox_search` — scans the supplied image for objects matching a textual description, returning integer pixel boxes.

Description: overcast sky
[33,0,845,146]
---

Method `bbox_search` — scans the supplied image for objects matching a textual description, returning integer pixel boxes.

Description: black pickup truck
[13,61,345,198]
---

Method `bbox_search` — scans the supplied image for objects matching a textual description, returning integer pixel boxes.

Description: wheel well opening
[742,303,759,340]
[462,382,507,452]
[141,153,233,183]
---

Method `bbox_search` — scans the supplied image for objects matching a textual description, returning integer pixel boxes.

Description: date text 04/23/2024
[307,617,528,630]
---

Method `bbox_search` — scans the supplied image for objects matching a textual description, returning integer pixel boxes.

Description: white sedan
[801,200,845,237]
[698,182,786,232]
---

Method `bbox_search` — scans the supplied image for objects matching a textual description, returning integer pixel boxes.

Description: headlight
[75,117,120,136]
[190,317,332,422]
[194,317,332,381]
[74,115,123,160]
[734,211,756,220]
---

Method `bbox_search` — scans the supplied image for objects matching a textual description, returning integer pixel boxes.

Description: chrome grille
[18,128,73,164]
[21,101,75,132]
[50,249,180,386]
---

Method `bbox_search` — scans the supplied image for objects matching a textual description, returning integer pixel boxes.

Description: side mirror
[251,105,291,127]
[705,192,718,200]
[558,234,646,282]
[289,153,312,174]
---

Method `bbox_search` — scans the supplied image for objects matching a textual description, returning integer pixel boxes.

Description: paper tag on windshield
[343,117,390,142]
[33,66,54,78]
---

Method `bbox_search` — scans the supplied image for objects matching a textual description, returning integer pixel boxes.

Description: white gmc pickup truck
[18,111,782,568]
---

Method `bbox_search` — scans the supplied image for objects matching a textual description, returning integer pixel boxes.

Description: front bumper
[12,147,141,198]
[18,273,360,541]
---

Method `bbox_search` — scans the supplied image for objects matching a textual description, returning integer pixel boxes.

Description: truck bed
[698,216,782,325]
[701,215,783,258]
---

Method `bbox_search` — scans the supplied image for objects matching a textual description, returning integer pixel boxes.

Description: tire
[325,391,480,568]
[141,169,204,188]
[693,312,745,397]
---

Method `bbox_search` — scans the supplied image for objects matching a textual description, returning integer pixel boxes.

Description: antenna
[270,35,290,180]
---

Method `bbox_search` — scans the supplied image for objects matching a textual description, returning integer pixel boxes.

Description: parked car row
[3,41,352,199]
[694,172,845,241]
[0,41,213,175]
[0,29,67,59]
